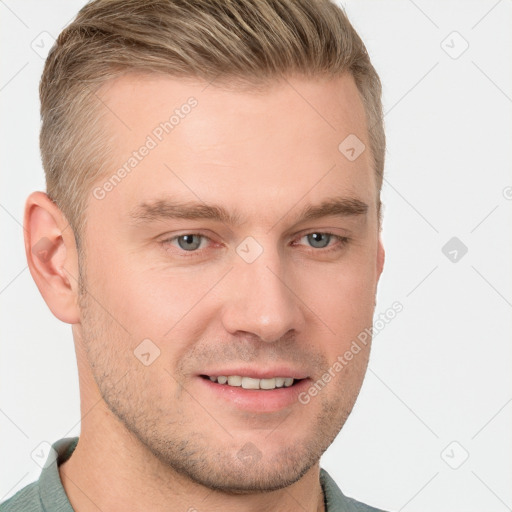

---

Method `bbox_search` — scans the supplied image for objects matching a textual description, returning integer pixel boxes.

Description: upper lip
[199,367,309,380]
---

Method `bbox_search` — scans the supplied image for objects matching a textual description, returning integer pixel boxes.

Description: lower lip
[197,377,311,412]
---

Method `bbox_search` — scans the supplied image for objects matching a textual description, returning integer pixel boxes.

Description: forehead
[90,73,376,228]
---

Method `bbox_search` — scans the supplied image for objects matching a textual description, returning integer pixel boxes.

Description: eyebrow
[128,196,368,227]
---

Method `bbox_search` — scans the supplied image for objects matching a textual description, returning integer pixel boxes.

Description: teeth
[260,378,276,390]
[241,377,260,390]
[227,375,242,386]
[207,375,296,390]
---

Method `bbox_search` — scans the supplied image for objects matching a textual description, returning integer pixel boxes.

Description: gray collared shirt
[0,437,389,512]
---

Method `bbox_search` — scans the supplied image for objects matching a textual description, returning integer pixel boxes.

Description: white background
[1,1,511,511]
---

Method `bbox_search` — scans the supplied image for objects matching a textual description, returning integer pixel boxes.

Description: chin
[170,447,318,494]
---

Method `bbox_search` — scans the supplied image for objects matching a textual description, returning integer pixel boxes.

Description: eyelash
[160,232,350,258]
[290,233,349,253]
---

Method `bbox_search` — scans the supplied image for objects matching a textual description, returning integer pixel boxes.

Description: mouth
[197,371,311,412]
[200,375,302,390]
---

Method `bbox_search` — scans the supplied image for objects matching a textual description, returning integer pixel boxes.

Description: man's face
[77,73,383,492]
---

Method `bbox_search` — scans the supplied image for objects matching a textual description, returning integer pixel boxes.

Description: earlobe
[24,191,81,324]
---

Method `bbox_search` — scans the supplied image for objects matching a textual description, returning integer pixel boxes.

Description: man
[1,0,389,510]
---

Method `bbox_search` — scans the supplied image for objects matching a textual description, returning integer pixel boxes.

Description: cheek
[87,248,223,347]
[312,281,374,341]
[291,254,378,358]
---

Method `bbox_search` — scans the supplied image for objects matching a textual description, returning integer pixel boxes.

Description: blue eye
[175,234,205,251]
[305,232,332,249]
[295,232,350,253]
[161,231,348,258]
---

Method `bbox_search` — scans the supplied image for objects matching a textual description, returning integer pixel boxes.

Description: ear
[24,191,81,324]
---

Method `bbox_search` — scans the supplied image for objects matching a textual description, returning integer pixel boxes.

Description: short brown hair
[40,0,385,237]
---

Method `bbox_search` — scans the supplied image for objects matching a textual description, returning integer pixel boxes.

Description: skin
[24,73,384,512]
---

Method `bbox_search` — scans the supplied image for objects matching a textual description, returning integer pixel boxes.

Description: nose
[219,247,305,343]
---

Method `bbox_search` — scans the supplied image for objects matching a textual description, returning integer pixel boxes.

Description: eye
[294,232,349,252]
[304,232,332,249]
[169,234,208,251]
